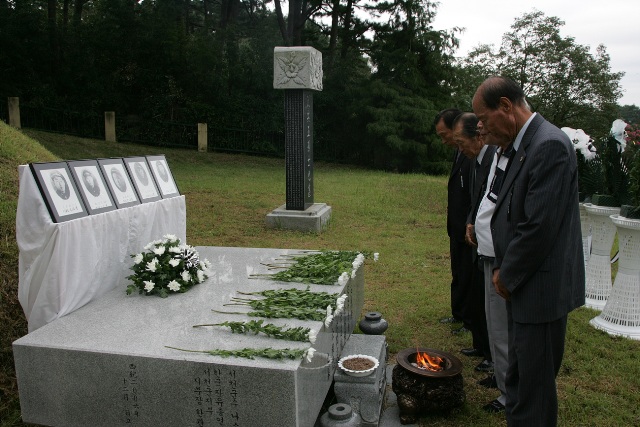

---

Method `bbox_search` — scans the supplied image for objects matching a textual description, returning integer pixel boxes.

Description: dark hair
[452,112,478,139]
[434,108,463,129]
[479,76,526,110]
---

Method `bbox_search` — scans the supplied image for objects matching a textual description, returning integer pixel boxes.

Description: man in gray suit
[472,76,585,426]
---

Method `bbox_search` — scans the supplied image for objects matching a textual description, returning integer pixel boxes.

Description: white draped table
[16,165,187,332]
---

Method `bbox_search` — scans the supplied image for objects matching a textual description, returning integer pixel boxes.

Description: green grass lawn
[1,125,639,426]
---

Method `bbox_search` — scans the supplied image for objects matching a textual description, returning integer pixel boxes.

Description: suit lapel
[494,115,544,211]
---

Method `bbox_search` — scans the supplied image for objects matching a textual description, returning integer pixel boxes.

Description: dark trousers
[449,239,473,328]
[505,304,567,427]
[469,258,491,359]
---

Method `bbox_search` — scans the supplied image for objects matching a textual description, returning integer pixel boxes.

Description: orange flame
[414,348,444,371]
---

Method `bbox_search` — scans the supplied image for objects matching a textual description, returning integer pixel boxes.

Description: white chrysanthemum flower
[143,281,155,292]
[181,270,191,282]
[308,329,317,344]
[163,234,178,242]
[144,242,154,251]
[168,246,181,254]
[351,269,357,279]
[326,305,333,317]
[203,258,212,269]
[335,294,347,316]
[336,294,347,311]
[373,253,379,262]
[153,245,166,256]
[133,253,144,264]
[338,272,349,286]
[169,258,180,267]
[196,269,205,283]
[324,314,334,328]
[146,258,158,272]
[611,119,628,151]
[168,280,181,292]
[305,347,316,363]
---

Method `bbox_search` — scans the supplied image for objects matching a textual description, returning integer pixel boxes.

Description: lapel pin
[520,156,524,162]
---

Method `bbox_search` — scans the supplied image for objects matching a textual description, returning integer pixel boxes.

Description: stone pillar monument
[104,111,116,142]
[8,97,21,129]
[266,46,332,232]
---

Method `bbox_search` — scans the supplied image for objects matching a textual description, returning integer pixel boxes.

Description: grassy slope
[0,128,639,426]
[0,124,58,426]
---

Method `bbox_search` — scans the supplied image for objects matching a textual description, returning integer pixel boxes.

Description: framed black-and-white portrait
[98,158,140,208]
[67,160,117,215]
[29,162,88,223]
[123,157,161,203]
[146,155,180,198]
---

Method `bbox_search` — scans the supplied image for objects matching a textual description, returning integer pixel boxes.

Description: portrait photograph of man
[124,157,161,203]
[147,155,179,198]
[49,171,70,200]
[98,159,140,208]
[68,161,117,214]
[30,162,88,222]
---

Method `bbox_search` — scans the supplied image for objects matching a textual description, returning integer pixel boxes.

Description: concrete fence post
[8,97,21,129]
[197,123,207,152]
[105,111,116,142]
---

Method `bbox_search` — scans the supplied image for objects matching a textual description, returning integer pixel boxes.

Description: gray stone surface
[273,47,323,91]
[379,364,417,427]
[13,246,363,427]
[334,334,387,427]
[266,203,332,233]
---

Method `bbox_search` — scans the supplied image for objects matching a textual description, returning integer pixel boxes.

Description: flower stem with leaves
[193,319,312,342]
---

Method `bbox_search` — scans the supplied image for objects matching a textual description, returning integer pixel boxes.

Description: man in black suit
[434,109,473,334]
[452,113,497,376]
[472,76,585,426]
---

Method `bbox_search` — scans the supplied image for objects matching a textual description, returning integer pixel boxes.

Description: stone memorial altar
[266,46,332,232]
[13,246,365,427]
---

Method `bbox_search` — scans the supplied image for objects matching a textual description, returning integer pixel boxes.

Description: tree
[462,10,623,136]
[619,104,640,125]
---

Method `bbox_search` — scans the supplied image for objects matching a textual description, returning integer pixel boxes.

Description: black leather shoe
[460,348,483,357]
[482,399,505,413]
[451,326,469,335]
[439,316,462,324]
[474,359,494,372]
[477,375,498,389]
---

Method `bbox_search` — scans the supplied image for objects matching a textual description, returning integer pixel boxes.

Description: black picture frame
[98,158,141,208]
[146,155,180,198]
[29,162,88,223]
[67,160,117,215]
[123,157,162,203]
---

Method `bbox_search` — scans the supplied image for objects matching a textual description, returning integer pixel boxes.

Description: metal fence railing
[8,101,352,163]
[208,127,284,157]
[20,104,105,139]
[117,120,198,149]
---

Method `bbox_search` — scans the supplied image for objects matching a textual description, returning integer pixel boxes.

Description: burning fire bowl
[392,348,465,424]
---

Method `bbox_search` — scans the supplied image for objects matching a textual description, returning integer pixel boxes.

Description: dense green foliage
[462,11,624,136]
[2,0,631,171]
[0,0,463,172]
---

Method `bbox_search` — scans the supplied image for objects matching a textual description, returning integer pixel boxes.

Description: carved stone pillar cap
[273,46,323,91]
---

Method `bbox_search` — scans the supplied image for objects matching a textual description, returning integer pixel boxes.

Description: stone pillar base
[265,203,331,233]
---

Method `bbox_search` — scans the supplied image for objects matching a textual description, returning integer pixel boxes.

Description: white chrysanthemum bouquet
[126,234,212,298]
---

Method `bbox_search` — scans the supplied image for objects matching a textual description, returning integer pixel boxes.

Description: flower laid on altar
[126,235,212,298]
[250,250,378,286]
